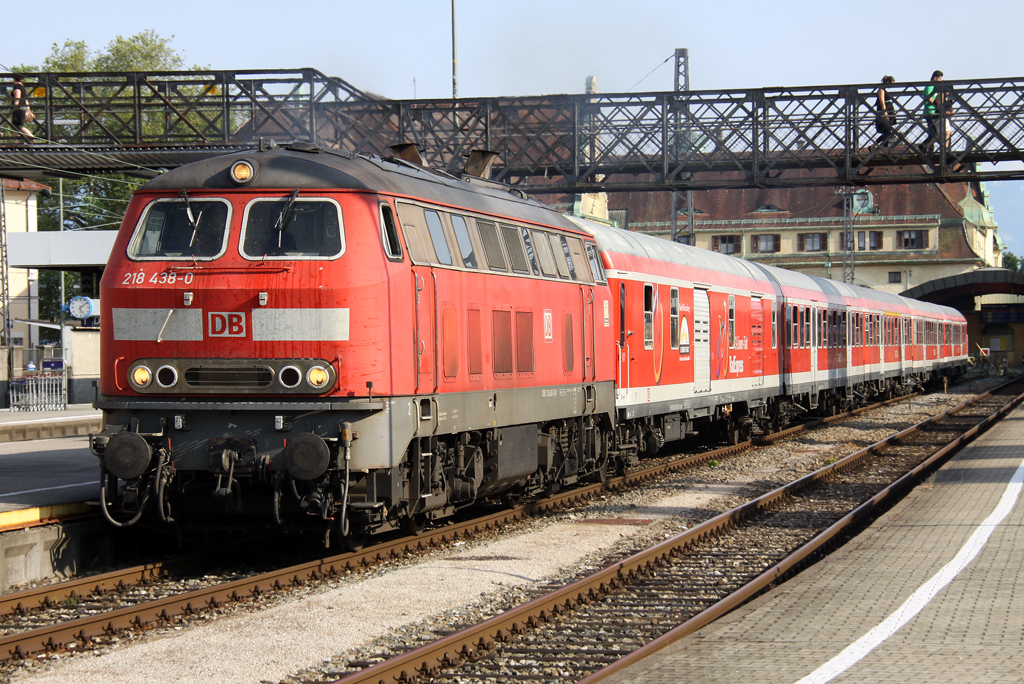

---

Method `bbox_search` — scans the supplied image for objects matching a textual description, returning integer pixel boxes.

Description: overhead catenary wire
[626,54,674,93]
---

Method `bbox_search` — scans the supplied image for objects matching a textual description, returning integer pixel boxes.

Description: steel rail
[579,376,1024,683]
[330,377,1023,684]
[0,386,932,661]
[0,556,201,619]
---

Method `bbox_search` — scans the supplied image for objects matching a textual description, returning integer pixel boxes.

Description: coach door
[693,288,712,393]
[809,305,819,402]
[750,297,764,388]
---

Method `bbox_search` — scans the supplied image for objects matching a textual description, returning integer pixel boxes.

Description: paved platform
[0,403,102,442]
[606,406,1024,684]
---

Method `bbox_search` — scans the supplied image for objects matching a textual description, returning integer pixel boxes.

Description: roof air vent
[389,143,425,166]
[286,141,321,153]
[463,150,500,178]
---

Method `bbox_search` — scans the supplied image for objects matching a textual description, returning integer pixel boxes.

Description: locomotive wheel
[344,530,367,552]
[403,512,428,536]
[501,490,522,508]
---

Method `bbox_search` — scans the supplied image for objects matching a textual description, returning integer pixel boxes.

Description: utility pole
[451,0,458,100]
[59,179,67,409]
[670,48,694,245]
[840,188,855,284]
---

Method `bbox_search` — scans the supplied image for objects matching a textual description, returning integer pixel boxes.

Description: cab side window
[380,203,403,260]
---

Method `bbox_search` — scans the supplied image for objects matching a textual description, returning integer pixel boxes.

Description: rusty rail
[333,377,1023,684]
[0,384,945,662]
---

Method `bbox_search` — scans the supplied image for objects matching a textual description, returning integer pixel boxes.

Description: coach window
[240,197,344,260]
[798,305,806,348]
[520,228,540,275]
[790,305,798,348]
[477,221,508,271]
[533,230,559,277]
[771,301,777,349]
[424,210,453,266]
[728,295,736,348]
[500,224,531,274]
[129,197,232,260]
[549,234,571,279]
[670,288,680,350]
[451,215,478,269]
[379,204,402,261]
[585,244,607,284]
[786,305,794,349]
[644,285,655,350]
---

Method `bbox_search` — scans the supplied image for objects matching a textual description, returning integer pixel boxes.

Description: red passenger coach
[90,143,968,546]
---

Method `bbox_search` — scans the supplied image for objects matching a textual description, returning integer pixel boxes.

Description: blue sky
[5,0,1024,249]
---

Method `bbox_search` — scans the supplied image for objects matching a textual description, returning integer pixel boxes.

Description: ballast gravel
[5,384,994,684]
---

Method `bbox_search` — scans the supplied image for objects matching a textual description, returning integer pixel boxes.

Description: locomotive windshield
[128,198,230,260]
[241,198,344,259]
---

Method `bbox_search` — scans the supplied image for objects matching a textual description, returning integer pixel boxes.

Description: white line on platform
[0,414,100,425]
[0,482,97,498]
[794,456,1024,684]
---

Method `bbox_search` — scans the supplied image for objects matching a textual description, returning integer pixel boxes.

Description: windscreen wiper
[180,190,204,248]
[273,189,300,248]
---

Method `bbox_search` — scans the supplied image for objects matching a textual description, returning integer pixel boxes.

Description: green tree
[1002,250,1021,273]
[14,31,192,341]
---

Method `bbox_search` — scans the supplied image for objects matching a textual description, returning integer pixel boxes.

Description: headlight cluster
[127,359,335,394]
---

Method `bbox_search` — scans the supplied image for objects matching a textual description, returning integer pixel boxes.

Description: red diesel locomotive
[91,143,967,545]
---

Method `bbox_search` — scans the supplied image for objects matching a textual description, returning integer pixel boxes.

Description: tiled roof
[0,177,50,192]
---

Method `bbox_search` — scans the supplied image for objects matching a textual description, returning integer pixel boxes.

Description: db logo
[208,312,246,338]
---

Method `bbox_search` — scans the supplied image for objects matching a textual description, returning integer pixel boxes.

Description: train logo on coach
[208,312,246,337]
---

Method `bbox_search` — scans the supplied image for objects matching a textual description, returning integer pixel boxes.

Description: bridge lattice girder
[2,70,1023,192]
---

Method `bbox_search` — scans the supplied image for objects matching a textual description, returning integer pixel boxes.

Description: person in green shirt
[921,70,944,155]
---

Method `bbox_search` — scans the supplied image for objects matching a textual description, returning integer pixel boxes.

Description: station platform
[0,403,101,442]
[606,405,1024,684]
[0,405,101,530]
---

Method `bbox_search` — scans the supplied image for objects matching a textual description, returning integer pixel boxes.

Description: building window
[897,230,929,249]
[858,231,865,250]
[750,234,780,253]
[797,233,828,252]
[889,271,902,284]
[868,231,883,250]
[711,234,740,254]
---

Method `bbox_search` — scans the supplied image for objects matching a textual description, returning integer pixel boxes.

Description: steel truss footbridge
[1,68,1023,193]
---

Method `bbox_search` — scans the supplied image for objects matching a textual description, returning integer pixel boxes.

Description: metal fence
[9,371,67,411]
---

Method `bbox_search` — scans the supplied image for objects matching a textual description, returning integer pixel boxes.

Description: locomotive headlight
[229,160,256,185]
[131,365,153,388]
[306,365,330,390]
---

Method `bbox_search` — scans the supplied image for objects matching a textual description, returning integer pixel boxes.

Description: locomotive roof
[141,143,581,231]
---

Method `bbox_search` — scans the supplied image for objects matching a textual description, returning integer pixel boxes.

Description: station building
[601,171,1003,294]
[0,178,45,361]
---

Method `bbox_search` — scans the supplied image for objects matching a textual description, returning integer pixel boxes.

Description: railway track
[318,376,1024,684]
[0,383,991,666]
